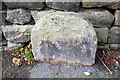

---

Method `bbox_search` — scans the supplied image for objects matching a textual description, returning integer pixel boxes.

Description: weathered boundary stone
[1,25,33,43]
[108,27,120,44]
[31,12,97,66]
[79,8,114,28]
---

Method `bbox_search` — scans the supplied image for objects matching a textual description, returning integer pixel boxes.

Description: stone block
[79,8,114,28]
[109,44,120,50]
[6,9,31,24]
[4,1,45,10]
[7,41,24,49]
[46,0,80,11]
[94,28,109,43]
[1,25,33,43]
[82,2,120,9]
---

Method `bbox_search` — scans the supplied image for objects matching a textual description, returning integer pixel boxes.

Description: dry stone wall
[0,1,120,50]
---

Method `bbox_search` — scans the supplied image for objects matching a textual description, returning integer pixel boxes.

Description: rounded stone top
[31,11,97,66]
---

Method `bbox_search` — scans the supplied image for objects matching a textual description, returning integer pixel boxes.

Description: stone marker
[31,12,97,66]
[1,25,33,43]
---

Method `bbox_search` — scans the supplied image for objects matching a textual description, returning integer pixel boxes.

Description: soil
[1,46,120,79]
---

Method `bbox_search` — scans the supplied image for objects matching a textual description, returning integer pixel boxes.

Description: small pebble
[83,72,91,76]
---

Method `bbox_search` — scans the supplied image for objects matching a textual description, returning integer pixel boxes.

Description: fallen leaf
[20,48,24,51]
[12,57,22,66]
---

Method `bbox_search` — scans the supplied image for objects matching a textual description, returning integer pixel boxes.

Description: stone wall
[0,1,120,50]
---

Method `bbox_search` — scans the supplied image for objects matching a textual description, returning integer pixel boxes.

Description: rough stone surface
[6,9,31,24]
[114,10,120,26]
[108,27,120,44]
[4,2,45,10]
[94,28,109,43]
[46,0,80,11]
[82,2,120,9]
[31,10,56,23]
[79,8,114,28]
[1,25,33,43]
[109,44,120,50]
[30,63,117,78]
[31,12,97,66]
[7,41,24,49]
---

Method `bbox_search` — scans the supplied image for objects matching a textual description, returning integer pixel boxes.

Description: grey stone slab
[31,12,97,66]
[1,25,33,43]
[30,63,118,78]
[79,8,114,28]
[108,26,120,44]
[6,9,31,24]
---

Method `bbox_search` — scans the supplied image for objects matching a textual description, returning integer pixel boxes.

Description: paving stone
[29,63,112,78]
